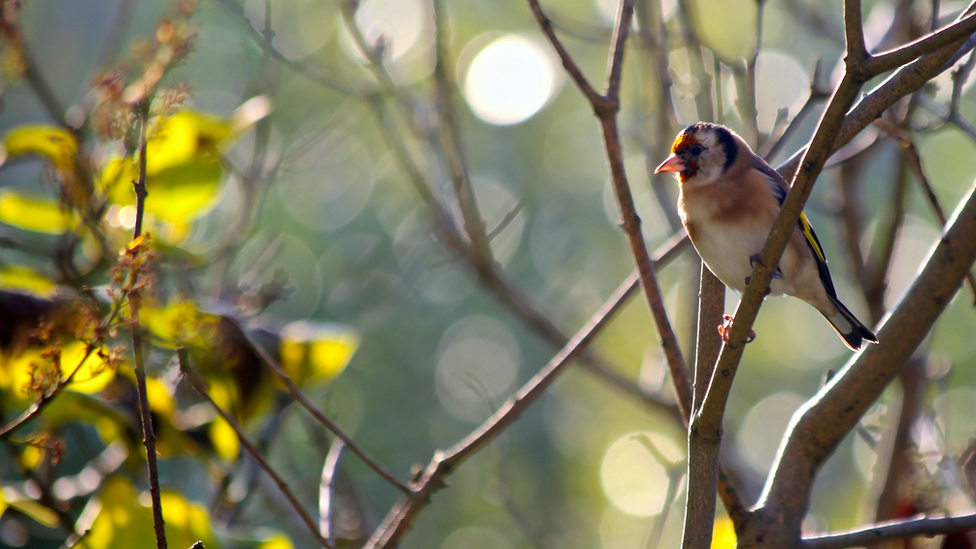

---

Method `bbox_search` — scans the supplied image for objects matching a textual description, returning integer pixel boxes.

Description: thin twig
[901,137,976,302]
[319,439,346,546]
[0,15,67,126]
[362,235,664,549]
[524,0,603,105]
[431,0,493,263]
[760,60,829,159]
[130,101,167,549]
[210,0,362,95]
[239,324,411,495]
[178,349,334,549]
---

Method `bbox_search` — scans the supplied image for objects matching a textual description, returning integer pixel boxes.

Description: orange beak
[654,154,685,174]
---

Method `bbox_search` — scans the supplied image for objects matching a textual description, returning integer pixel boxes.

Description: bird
[654,122,878,351]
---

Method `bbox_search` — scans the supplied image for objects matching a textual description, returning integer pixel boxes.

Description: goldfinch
[654,122,878,351]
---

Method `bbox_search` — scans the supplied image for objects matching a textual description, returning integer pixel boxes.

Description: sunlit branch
[802,512,976,549]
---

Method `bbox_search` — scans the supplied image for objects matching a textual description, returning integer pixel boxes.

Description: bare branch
[524,0,603,105]
[240,324,411,495]
[361,234,695,548]
[681,265,729,548]
[319,440,346,546]
[802,513,976,549]
[211,0,362,95]
[844,0,868,63]
[178,349,334,549]
[129,102,167,549]
[752,180,976,546]
[778,4,976,181]
[867,13,976,74]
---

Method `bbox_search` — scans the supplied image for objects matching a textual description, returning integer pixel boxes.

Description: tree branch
[752,179,976,546]
[240,325,411,495]
[802,513,976,549]
[867,13,976,74]
[128,101,167,549]
[178,350,334,549]
[524,0,603,105]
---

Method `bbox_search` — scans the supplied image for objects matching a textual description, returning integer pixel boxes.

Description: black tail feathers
[822,297,879,351]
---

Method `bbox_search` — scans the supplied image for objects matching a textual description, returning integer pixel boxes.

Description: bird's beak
[654,154,685,174]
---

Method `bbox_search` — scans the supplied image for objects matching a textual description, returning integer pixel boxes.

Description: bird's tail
[820,297,879,351]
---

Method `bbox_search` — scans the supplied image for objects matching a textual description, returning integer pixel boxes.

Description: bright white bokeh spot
[601,431,683,517]
[755,51,810,134]
[462,35,561,125]
[738,392,806,474]
[435,316,520,422]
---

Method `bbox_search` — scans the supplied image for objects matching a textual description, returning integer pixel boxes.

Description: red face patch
[671,132,700,154]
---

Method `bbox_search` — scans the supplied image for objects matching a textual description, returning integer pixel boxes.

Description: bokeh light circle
[462,35,562,125]
[275,133,373,232]
[601,431,684,517]
[738,391,806,474]
[435,316,521,422]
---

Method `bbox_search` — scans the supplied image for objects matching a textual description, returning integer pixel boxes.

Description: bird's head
[654,122,742,187]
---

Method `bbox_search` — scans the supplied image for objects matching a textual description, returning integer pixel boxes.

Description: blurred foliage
[0,0,974,548]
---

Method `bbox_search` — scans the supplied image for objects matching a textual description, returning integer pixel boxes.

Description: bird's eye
[689,144,704,156]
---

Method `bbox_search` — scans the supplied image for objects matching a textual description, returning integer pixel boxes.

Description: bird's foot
[718,314,756,347]
[749,253,782,279]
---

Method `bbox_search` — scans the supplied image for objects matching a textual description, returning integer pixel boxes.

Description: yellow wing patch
[799,213,826,263]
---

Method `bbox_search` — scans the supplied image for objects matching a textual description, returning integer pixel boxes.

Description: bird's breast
[679,190,796,296]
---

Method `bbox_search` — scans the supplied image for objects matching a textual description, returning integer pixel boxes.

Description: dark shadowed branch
[178,349,334,549]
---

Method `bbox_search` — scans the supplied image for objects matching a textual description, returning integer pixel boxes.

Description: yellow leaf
[0,265,57,297]
[146,110,231,173]
[712,517,737,549]
[259,532,295,549]
[279,321,360,385]
[209,416,240,461]
[2,125,77,172]
[86,477,222,549]
[0,190,79,234]
[0,341,115,401]
[60,341,116,394]
[0,485,7,518]
[140,298,220,349]
[2,487,60,527]
[37,393,137,456]
[100,156,223,223]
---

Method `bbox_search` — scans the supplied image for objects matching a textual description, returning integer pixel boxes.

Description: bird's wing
[752,158,839,299]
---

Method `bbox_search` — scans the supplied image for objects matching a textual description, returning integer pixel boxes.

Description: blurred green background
[2,0,976,548]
